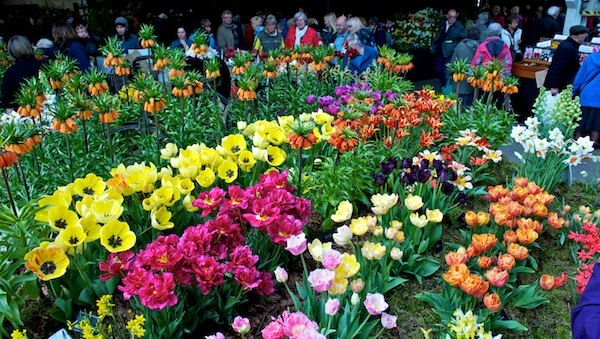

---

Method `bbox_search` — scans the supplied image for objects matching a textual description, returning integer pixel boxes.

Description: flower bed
[1,26,599,339]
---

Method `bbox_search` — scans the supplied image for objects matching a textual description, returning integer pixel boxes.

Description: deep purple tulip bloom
[373,173,388,186]
[401,158,412,169]
[441,182,454,195]
[306,95,316,105]
[380,158,398,175]
[417,169,431,183]
[458,193,468,204]
[420,159,430,170]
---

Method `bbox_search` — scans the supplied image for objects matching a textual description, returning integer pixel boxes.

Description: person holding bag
[572,51,600,149]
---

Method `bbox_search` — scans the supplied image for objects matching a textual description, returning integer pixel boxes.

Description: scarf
[294,25,308,47]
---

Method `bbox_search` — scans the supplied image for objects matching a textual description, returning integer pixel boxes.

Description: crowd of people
[2,3,599,148]
[428,5,599,148]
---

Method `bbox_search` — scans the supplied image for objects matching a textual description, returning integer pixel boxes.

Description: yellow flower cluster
[126,314,146,338]
[96,294,115,320]
[10,329,27,339]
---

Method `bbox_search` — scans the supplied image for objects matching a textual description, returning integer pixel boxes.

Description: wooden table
[512,59,550,80]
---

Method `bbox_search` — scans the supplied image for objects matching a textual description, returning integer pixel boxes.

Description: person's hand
[551,88,559,95]
[77,30,90,39]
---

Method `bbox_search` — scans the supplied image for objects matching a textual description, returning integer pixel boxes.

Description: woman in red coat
[285,11,319,49]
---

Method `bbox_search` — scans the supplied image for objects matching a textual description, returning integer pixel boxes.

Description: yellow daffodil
[410,212,429,228]
[100,220,136,253]
[25,242,70,280]
[151,206,174,230]
[217,159,238,183]
[58,225,87,247]
[331,200,353,223]
[96,294,114,320]
[126,314,146,338]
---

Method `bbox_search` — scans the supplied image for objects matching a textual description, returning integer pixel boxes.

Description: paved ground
[412,78,600,185]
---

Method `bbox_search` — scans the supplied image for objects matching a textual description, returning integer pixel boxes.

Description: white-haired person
[284,11,319,48]
[342,33,378,75]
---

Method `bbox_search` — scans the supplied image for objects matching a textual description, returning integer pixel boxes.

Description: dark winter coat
[451,38,479,95]
[1,57,44,108]
[544,37,581,91]
[431,20,467,58]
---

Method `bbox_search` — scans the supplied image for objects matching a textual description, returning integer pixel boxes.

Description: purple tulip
[306,95,316,105]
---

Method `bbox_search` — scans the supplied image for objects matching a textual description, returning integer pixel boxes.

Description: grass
[387,159,597,338]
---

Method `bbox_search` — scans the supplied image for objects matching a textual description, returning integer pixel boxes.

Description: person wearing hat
[544,25,589,95]
[112,16,141,53]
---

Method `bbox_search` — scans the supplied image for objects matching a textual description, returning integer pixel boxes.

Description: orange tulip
[485,266,509,287]
[478,256,493,269]
[464,211,478,227]
[539,274,555,290]
[476,211,490,226]
[497,253,516,271]
[486,185,508,202]
[459,273,489,299]
[442,264,470,287]
[483,293,502,312]
[547,212,565,229]
[471,233,498,254]
[503,230,518,244]
[507,243,529,261]
[516,226,539,245]
[445,247,468,266]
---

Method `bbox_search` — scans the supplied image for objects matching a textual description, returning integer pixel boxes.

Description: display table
[512,59,550,80]
[511,59,550,123]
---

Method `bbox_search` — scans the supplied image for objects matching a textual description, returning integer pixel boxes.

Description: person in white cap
[112,16,141,53]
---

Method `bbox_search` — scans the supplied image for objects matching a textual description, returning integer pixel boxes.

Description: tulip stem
[65,133,74,182]
[16,162,30,201]
[153,112,161,165]
[82,119,89,154]
[2,168,18,217]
